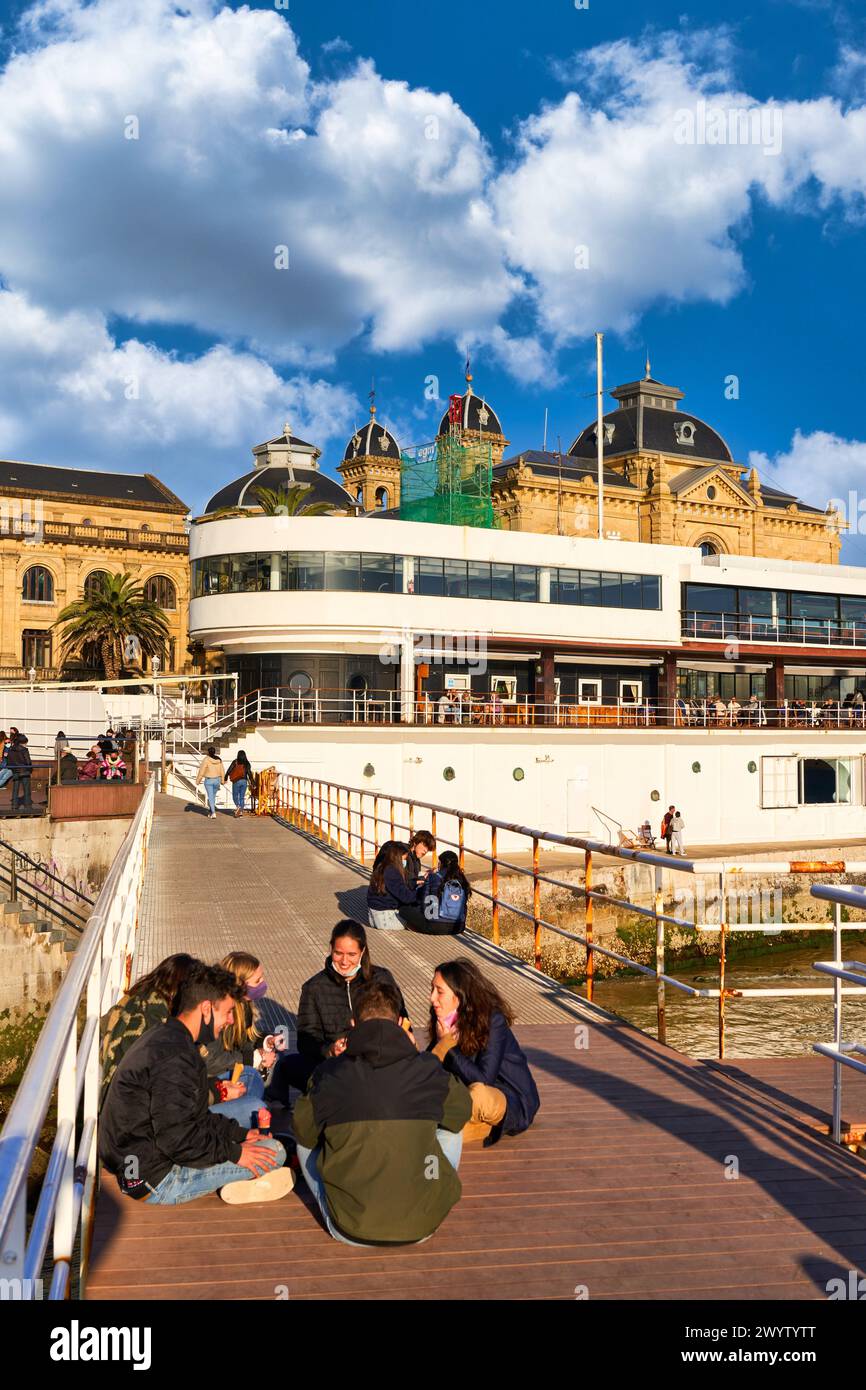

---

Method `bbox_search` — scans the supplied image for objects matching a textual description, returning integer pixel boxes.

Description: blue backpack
[438,879,466,924]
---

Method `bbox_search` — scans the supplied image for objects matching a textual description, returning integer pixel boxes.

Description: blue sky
[1,0,866,553]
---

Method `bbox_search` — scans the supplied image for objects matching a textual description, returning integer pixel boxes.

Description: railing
[273,773,866,1061]
[683,610,866,648]
[0,776,155,1299]
[169,686,866,739]
[0,838,94,933]
[809,879,866,1146]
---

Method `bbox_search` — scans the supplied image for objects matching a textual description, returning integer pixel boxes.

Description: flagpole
[595,331,604,540]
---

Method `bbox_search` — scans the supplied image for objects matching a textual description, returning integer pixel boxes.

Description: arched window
[144,575,177,610]
[375,486,390,510]
[22,565,53,602]
[84,570,110,599]
[697,540,719,558]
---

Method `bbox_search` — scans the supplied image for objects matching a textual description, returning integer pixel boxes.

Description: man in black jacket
[99,964,294,1206]
[293,979,471,1245]
[7,732,32,810]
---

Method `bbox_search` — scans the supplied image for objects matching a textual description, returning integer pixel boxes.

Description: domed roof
[343,410,401,463]
[437,370,504,438]
[568,376,733,464]
[204,462,356,515]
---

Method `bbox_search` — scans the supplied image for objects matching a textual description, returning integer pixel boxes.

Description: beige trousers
[462,1082,507,1142]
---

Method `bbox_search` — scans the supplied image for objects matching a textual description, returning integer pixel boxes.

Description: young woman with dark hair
[366,840,417,931]
[100,952,201,1104]
[405,830,436,885]
[267,920,409,1103]
[225,749,253,818]
[402,850,471,935]
[428,958,540,1145]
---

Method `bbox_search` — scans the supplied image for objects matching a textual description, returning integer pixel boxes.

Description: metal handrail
[275,773,866,1061]
[0,776,155,1299]
[810,880,866,1145]
[168,687,866,738]
[0,837,94,907]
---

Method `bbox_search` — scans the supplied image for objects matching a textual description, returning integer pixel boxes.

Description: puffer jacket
[292,1018,471,1244]
[296,957,408,1060]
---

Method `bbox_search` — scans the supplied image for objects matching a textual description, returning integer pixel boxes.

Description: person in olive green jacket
[292,978,471,1246]
[100,953,200,1107]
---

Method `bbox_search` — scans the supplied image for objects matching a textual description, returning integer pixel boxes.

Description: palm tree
[54,572,170,680]
[252,483,333,517]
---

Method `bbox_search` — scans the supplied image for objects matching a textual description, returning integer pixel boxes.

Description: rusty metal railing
[274,773,866,1060]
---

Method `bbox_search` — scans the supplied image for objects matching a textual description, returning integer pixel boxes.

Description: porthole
[513,768,525,781]
[692,761,701,774]
[747,760,757,774]
[707,485,717,500]
[363,763,375,778]
[443,766,456,781]
[288,670,312,694]
[650,789,660,802]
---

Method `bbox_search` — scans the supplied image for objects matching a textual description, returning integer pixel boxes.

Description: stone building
[338,367,840,565]
[0,460,191,677]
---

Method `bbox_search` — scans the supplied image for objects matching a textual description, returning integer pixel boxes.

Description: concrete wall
[3,814,130,898]
[211,724,866,852]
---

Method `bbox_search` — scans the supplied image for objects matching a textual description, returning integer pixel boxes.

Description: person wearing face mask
[200,952,279,1125]
[267,921,408,1105]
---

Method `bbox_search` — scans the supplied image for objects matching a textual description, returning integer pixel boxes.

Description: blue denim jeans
[144,1138,286,1205]
[203,777,220,813]
[296,1128,463,1245]
[209,1065,265,1126]
[231,777,247,810]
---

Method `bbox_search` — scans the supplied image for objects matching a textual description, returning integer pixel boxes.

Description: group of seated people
[98,924,540,1244]
[366,831,471,935]
[55,728,131,782]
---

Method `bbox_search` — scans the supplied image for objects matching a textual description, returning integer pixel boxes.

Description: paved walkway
[86,796,866,1301]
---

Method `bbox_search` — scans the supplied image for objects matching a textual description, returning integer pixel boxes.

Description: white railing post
[832,899,842,1145]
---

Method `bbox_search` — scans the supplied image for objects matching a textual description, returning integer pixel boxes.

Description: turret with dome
[437,361,509,466]
[204,423,357,516]
[338,391,402,513]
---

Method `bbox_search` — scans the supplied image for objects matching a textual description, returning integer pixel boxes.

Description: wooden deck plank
[85,796,866,1301]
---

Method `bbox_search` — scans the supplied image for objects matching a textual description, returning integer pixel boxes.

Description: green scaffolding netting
[399,434,496,528]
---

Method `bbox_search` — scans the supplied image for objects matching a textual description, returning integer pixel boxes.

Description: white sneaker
[220,1166,295,1205]
[209,811,216,818]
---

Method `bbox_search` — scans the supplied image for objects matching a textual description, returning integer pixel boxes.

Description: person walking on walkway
[99,964,294,1206]
[267,920,408,1102]
[292,977,470,1245]
[671,810,686,857]
[7,731,32,811]
[195,745,224,818]
[428,958,540,1146]
[224,749,252,818]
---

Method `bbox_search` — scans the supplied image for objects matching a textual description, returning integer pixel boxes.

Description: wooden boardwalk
[86,796,866,1301]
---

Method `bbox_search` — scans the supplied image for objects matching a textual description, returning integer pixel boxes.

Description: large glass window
[286,552,324,591]
[684,583,737,613]
[579,571,600,607]
[84,570,110,599]
[467,561,491,601]
[324,553,360,591]
[417,558,444,597]
[802,758,852,805]
[841,598,866,627]
[514,566,538,603]
[444,560,468,599]
[791,592,839,622]
[601,572,622,607]
[491,564,515,602]
[22,629,51,667]
[361,553,399,593]
[144,574,177,609]
[642,575,661,610]
[555,569,581,605]
[22,565,53,603]
[620,574,643,609]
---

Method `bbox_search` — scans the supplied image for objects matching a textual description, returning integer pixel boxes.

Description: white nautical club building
[188,380,866,847]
